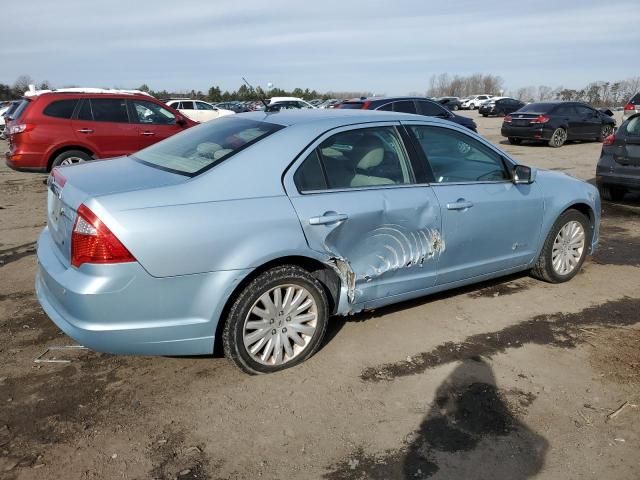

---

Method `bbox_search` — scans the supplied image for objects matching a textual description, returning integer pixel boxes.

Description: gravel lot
[0,111,638,480]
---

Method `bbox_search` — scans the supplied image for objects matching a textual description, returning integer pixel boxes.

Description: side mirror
[176,115,187,127]
[513,165,535,184]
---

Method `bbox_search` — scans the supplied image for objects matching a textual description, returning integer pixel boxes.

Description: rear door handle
[141,131,155,136]
[446,200,474,210]
[309,213,348,225]
[76,128,94,134]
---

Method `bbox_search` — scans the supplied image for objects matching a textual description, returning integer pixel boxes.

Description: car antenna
[242,77,271,111]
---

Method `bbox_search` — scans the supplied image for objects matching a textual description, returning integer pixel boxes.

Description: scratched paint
[325,223,445,305]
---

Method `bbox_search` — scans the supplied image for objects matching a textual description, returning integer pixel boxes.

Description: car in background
[337,97,477,132]
[623,92,640,121]
[435,97,462,111]
[36,109,599,374]
[479,97,525,117]
[501,101,616,148]
[596,113,640,200]
[216,102,250,113]
[269,97,316,109]
[461,95,494,110]
[0,104,11,137]
[165,99,234,123]
[319,99,342,109]
[5,89,195,172]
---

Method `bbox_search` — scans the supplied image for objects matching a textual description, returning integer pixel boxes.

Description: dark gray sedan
[596,113,640,200]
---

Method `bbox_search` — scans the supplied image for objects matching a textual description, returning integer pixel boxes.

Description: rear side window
[132,117,284,176]
[43,99,78,119]
[294,150,327,192]
[416,101,446,116]
[90,98,129,123]
[626,116,640,136]
[393,101,417,114]
[518,103,554,113]
[130,100,175,125]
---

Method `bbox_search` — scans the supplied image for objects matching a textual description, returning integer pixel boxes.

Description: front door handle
[76,128,94,134]
[141,131,155,136]
[309,213,348,225]
[446,200,474,210]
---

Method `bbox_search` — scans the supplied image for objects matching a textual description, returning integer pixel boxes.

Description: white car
[461,95,494,110]
[0,105,10,138]
[268,97,316,108]
[166,99,234,123]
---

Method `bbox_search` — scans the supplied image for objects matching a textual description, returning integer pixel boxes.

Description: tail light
[50,167,67,188]
[624,103,635,111]
[603,133,616,145]
[531,115,550,124]
[9,123,34,135]
[71,204,135,268]
[361,101,370,110]
[503,115,512,123]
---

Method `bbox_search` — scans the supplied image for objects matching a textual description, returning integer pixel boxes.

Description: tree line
[2,73,639,107]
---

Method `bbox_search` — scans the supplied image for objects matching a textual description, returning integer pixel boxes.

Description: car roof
[342,96,436,103]
[236,108,449,127]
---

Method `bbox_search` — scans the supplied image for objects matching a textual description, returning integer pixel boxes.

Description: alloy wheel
[60,156,87,166]
[551,221,585,275]
[551,128,567,147]
[243,284,318,366]
[601,125,614,139]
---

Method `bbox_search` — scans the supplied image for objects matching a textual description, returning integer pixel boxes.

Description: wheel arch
[213,255,342,355]
[47,145,94,171]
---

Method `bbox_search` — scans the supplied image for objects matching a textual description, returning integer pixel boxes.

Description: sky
[1,0,639,95]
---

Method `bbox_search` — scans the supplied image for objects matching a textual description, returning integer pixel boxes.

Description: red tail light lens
[71,204,135,268]
[531,115,550,124]
[9,123,34,135]
[624,103,635,111]
[503,115,512,123]
[50,167,67,188]
[603,134,616,145]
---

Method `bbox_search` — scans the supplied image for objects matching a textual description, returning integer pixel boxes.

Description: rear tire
[531,209,591,283]
[50,150,92,169]
[598,124,614,142]
[508,137,522,145]
[598,183,626,201]
[548,128,567,148]
[222,265,329,374]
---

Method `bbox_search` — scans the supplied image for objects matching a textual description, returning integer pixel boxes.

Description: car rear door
[403,121,544,285]
[573,105,600,139]
[128,99,185,149]
[284,123,443,307]
[72,97,139,158]
[614,116,640,170]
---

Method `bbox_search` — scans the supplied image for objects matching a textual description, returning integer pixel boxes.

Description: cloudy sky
[1,0,638,94]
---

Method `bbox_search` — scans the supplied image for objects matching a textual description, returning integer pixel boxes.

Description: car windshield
[132,117,284,176]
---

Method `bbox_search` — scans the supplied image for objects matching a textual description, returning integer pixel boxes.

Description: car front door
[72,97,139,158]
[403,122,544,286]
[284,123,443,307]
[129,99,184,149]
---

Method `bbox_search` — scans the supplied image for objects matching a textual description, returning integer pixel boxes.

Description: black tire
[598,183,626,201]
[531,209,591,283]
[50,150,92,170]
[222,265,329,374]
[508,137,522,145]
[452,105,459,111]
[548,128,567,148]
[482,114,488,117]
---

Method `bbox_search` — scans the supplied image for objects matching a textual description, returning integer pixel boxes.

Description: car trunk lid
[46,157,187,266]
[509,113,545,126]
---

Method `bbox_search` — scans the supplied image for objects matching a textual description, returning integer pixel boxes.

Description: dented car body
[36,110,600,371]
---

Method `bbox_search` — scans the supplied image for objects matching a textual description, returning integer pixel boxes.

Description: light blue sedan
[36,110,600,374]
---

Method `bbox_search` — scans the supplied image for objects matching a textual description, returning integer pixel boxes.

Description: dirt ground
[0,111,638,480]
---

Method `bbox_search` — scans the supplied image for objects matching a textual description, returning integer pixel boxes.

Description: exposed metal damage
[324,224,446,308]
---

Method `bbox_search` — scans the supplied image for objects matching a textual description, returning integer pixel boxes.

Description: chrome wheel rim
[602,125,613,138]
[243,284,318,366]
[60,156,86,166]
[552,129,567,147]
[551,221,585,275]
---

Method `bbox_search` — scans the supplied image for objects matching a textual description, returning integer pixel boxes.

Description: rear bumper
[596,172,640,190]
[5,149,48,172]
[36,228,251,356]
[501,125,552,140]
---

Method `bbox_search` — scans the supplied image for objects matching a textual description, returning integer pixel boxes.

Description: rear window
[132,117,284,176]
[43,99,78,119]
[339,102,365,109]
[630,93,640,105]
[7,99,29,120]
[517,103,555,113]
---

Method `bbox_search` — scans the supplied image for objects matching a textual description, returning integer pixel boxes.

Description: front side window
[575,105,595,117]
[196,102,214,110]
[132,117,284,176]
[43,99,78,119]
[294,126,412,191]
[90,98,129,123]
[409,125,508,183]
[416,101,447,117]
[131,100,176,125]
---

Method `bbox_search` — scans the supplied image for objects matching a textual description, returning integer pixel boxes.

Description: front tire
[531,210,591,283]
[508,137,522,145]
[223,265,329,374]
[548,128,567,148]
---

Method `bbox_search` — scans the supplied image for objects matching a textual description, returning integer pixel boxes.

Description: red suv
[5,91,196,172]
